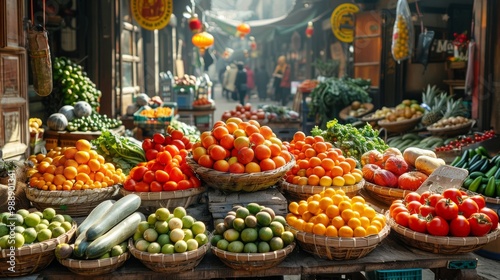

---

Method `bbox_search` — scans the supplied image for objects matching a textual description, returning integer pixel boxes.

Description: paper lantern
[236,22,251,38]
[305,21,314,38]
[192,31,214,55]
[188,16,202,34]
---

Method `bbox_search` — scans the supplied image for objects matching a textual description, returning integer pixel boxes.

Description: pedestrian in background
[245,65,255,101]
[272,55,291,106]
[222,61,238,101]
[234,62,248,105]
[254,65,270,101]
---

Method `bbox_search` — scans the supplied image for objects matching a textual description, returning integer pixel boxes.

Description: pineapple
[441,98,468,119]
[421,85,450,126]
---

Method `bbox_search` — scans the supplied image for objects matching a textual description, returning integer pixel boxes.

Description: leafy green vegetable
[91,130,146,175]
[311,119,388,161]
[309,77,372,129]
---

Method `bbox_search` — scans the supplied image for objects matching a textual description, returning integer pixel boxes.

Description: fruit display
[122,129,201,192]
[311,119,389,160]
[68,195,145,259]
[434,130,496,152]
[174,74,197,87]
[192,97,213,107]
[389,190,499,237]
[420,85,467,127]
[132,206,208,254]
[367,107,393,120]
[283,131,363,187]
[0,208,74,249]
[345,101,371,118]
[298,79,319,93]
[138,106,173,119]
[221,103,266,122]
[29,118,44,136]
[211,203,294,253]
[169,120,201,143]
[260,105,299,122]
[52,57,102,111]
[427,116,471,129]
[382,100,424,122]
[286,189,386,238]
[27,139,126,191]
[392,14,411,61]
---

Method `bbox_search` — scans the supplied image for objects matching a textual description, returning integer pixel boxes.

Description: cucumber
[475,146,490,158]
[485,165,499,178]
[76,200,115,237]
[496,181,500,197]
[484,177,497,197]
[463,178,474,189]
[468,176,482,192]
[402,133,421,141]
[85,211,145,259]
[73,240,90,258]
[477,183,487,195]
[468,154,482,167]
[479,159,492,173]
[86,194,141,241]
[450,155,462,167]
[469,171,486,179]
[494,167,500,180]
[469,158,487,173]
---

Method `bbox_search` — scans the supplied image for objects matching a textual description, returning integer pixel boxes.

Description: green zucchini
[468,154,482,167]
[85,211,145,259]
[485,165,499,178]
[484,177,497,197]
[496,181,500,197]
[469,171,486,179]
[479,159,492,173]
[450,155,462,167]
[475,146,490,158]
[468,176,483,192]
[469,158,487,173]
[86,194,141,241]
[477,183,487,195]
[76,200,115,237]
[73,240,90,258]
[494,167,500,180]
[463,178,474,189]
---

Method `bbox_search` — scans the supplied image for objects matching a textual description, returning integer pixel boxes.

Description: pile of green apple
[211,203,294,253]
[132,206,208,254]
[0,208,73,249]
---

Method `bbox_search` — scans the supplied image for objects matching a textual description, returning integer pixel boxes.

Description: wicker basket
[288,224,390,260]
[427,120,475,137]
[186,155,295,193]
[277,179,364,202]
[25,185,119,217]
[364,181,412,206]
[378,117,422,133]
[119,186,207,214]
[210,242,295,271]
[386,212,500,254]
[0,222,76,277]
[58,248,129,276]
[128,238,209,273]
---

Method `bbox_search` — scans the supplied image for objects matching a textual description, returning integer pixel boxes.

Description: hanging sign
[131,0,173,30]
[330,3,359,43]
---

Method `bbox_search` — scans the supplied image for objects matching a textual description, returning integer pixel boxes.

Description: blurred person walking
[272,55,291,106]
[234,62,248,105]
[254,65,270,101]
[245,65,255,101]
[222,61,238,101]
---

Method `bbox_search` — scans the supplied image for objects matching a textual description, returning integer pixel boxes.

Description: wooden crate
[43,125,125,147]
[208,187,288,222]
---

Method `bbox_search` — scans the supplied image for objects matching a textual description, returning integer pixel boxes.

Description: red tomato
[406,200,422,215]
[468,213,493,236]
[123,178,136,191]
[145,149,159,161]
[157,151,173,165]
[189,176,201,188]
[177,179,193,190]
[419,204,436,217]
[458,198,479,219]
[395,211,411,228]
[153,133,166,145]
[419,191,432,205]
[449,215,471,237]
[391,206,409,219]
[480,207,499,231]
[426,215,449,236]
[428,193,444,207]
[163,181,178,191]
[435,198,459,221]
[469,195,486,210]
[150,181,163,192]
[172,139,186,150]
[143,170,156,184]
[408,213,427,233]
[142,139,154,151]
[130,166,147,182]
[389,202,406,216]
[404,192,421,203]
[154,170,170,183]
[169,167,185,182]
[442,188,463,205]
[149,162,165,172]
[135,181,150,192]
[154,143,165,152]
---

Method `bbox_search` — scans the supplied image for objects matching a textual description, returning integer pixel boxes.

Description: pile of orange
[192,117,292,174]
[27,139,126,191]
[283,132,363,187]
[286,188,386,238]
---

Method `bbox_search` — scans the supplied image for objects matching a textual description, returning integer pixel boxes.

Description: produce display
[192,97,213,107]
[311,119,389,160]
[122,128,201,192]
[220,103,266,121]
[427,116,471,129]
[283,131,363,187]
[420,85,467,127]
[386,134,444,151]
[174,74,197,87]
[138,106,173,119]
[169,120,201,143]
[344,101,371,118]
[64,195,145,259]
[211,203,294,253]
[29,118,44,136]
[389,190,499,237]
[132,206,208,254]
[286,189,386,237]
[0,208,74,248]
[367,107,393,120]
[298,79,319,93]
[380,100,424,122]
[434,129,496,152]
[191,118,293,173]
[27,139,126,190]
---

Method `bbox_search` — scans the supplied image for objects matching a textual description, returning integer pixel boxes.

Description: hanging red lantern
[305,21,314,38]
[249,36,257,51]
[188,15,202,34]
[236,22,251,38]
[192,31,214,55]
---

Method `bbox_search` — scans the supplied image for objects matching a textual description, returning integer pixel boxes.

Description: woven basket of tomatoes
[277,132,365,202]
[387,189,500,254]
[186,118,295,193]
[121,129,205,214]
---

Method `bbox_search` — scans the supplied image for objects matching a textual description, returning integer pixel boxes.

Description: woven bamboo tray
[378,117,422,133]
[25,185,119,217]
[210,242,295,271]
[427,120,475,137]
[128,237,209,273]
[364,181,412,206]
[186,155,295,193]
[58,247,129,276]
[119,186,206,214]
[288,223,390,260]
[0,222,76,277]
[386,212,500,254]
[277,179,364,202]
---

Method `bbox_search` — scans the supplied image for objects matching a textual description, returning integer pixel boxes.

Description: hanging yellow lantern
[236,22,251,38]
[192,31,214,55]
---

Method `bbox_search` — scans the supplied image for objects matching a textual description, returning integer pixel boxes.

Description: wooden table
[177,107,216,132]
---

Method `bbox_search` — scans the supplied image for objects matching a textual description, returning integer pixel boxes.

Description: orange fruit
[63,147,78,159]
[75,139,92,151]
[74,151,90,164]
[338,226,354,237]
[325,225,338,237]
[331,216,345,229]
[63,166,78,180]
[312,223,327,235]
[307,200,321,215]
[325,204,340,219]
[353,226,367,237]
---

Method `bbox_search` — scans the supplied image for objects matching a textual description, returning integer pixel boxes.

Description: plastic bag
[415,29,435,72]
[391,0,414,62]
